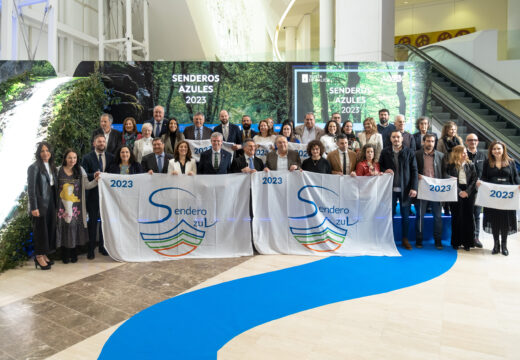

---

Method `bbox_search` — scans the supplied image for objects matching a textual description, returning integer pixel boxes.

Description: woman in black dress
[107,145,144,174]
[27,142,58,270]
[446,145,477,251]
[301,140,332,174]
[478,141,520,255]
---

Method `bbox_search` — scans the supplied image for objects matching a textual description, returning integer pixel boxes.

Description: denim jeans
[415,199,442,243]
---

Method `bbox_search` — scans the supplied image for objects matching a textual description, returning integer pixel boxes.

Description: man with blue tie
[141,138,174,174]
[183,112,212,140]
[198,132,232,174]
[82,134,114,259]
[231,138,264,173]
[144,105,168,138]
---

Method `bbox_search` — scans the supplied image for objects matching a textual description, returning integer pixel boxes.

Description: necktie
[196,128,201,140]
[248,157,255,170]
[223,126,228,141]
[155,122,161,138]
[157,154,163,173]
[342,152,347,175]
[214,152,219,170]
[98,153,103,171]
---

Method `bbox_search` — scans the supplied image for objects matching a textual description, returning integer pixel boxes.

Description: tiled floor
[0,229,519,360]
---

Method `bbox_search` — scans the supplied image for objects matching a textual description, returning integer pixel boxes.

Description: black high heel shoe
[34,257,51,270]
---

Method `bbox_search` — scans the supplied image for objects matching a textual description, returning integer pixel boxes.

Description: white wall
[396,0,508,35]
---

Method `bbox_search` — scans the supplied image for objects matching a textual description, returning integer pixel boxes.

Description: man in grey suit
[415,133,446,249]
[264,135,301,171]
[183,112,212,140]
[294,112,325,144]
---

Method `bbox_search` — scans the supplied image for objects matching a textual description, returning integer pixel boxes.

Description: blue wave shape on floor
[99,245,457,359]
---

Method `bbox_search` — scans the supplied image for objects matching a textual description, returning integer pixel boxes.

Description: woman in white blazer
[357,117,383,162]
[133,122,154,162]
[169,140,197,175]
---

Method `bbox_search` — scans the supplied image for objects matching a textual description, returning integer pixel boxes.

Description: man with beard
[213,110,242,147]
[82,134,114,259]
[377,108,395,149]
[380,131,418,250]
[415,133,445,249]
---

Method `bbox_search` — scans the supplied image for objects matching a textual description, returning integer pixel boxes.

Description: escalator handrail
[420,44,520,97]
[396,44,520,130]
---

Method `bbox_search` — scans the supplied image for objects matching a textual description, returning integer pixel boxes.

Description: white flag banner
[287,142,309,160]
[255,142,274,162]
[417,176,458,202]
[98,173,253,261]
[186,139,235,162]
[251,171,399,257]
[475,181,520,210]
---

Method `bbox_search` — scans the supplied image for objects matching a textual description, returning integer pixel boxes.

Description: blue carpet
[99,245,457,359]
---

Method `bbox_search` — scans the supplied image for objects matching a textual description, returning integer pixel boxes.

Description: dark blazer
[415,149,445,178]
[91,128,122,155]
[413,132,438,151]
[82,151,115,207]
[106,162,144,174]
[213,123,242,144]
[467,149,486,179]
[141,152,173,173]
[380,146,418,204]
[265,150,301,170]
[241,129,257,141]
[198,149,232,174]
[27,162,58,215]
[385,131,416,151]
[144,119,168,138]
[446,162,478,196]
[183,125,213,140]
[231,155,264,173]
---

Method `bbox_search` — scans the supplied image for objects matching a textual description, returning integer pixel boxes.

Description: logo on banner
[139,187,216,257]
[288,185,356,252]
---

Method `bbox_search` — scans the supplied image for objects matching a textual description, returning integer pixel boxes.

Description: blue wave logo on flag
[138,187,216,257]
[289,185,354,252]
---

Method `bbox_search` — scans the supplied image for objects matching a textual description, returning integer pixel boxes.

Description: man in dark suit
[213,110,242,148]
[264,135,301,171]
[380,130,418,250]
[141,137,173,174]
[385,114,416,150]
[82,134,115,259]
[91,113,121,155]
[144,105,168,138]
[232,138,264,173]
[198,132,232,174]
[415,133,446,250]
[183,112,213,140]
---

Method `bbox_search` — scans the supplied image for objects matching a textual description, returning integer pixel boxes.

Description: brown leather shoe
[402,238,412,250]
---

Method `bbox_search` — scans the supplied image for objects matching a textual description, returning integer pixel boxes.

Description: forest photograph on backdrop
[73,61,430,129]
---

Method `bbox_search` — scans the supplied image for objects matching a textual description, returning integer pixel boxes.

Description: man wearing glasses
[466,134,485,248]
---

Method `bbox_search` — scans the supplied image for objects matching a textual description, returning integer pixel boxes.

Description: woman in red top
[355,144,381,176]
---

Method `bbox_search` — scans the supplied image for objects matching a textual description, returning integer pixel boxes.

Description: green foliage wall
[0,72,108,272]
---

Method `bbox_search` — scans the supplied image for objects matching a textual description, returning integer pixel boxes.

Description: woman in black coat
[478,141,520,255]
[27,142,58,270]
[446,145,477,251]
[107,145,144,174]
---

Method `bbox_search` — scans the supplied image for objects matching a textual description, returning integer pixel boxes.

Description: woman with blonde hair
[446,145,477,251]
[437,121,463,155]
[357,117,383,161]
[477,141,520,255]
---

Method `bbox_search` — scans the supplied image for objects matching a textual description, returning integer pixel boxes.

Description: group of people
[27,106,519,270]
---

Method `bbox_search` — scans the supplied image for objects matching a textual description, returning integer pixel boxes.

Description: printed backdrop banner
[99,173,253,261]
[475,181,520,210]
[185,139,235,162]
[417,176,457,202]
[251,171,399,256]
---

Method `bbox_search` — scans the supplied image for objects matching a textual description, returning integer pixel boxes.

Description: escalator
[395,44,520,164]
